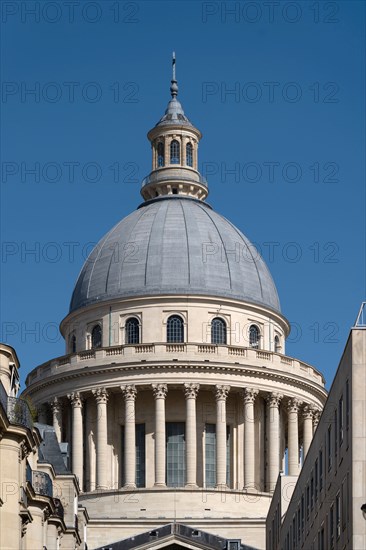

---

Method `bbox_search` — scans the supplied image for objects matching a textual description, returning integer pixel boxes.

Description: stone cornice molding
[120,384,137,401]
[214,384,230,401]
[287,397,303,414]
[67,391,83,408]
[266,392,283,408]
[92,387,108,405]
[242,388,259,405]
[25,363,327,406]
[152,383,168,399]
[184,383,200,399]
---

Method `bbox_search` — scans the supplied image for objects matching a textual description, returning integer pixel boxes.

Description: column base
[215,483,228,490]
[185,483,198,489]
[154,482,166,488]
[123,483,136,489]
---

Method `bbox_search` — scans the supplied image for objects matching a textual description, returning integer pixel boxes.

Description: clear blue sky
[1,1,365,389]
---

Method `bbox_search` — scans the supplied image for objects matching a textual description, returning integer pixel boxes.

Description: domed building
[23,59,327,549]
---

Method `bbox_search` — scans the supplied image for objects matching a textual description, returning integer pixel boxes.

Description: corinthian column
[184,383,200,488]
[214,385,230,488]
[266,392,283,491]
[302,405,314,458]
[243,388,258,490]
[121,385,137,488]
[152,384,168,486]
[67,392,83,490]
[287,397,302,476]
[51,397,62,442]
[92,388,109,489]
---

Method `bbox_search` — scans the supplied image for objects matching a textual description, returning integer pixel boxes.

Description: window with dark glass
[186,142,193,167]
[70,334,76,353]
[125,317,139,344]
[329,503,334,548]
[315,458,318,501]
[166,422,185,487]
[167,315,184,343]
[327,425,332,470]
[170,140,180,164]
[274,335,281,353]
[339,396,344,446]
[336,492,341,538]
[91,324,102,349]
[211,317,227,345]
[249,325,260,348]
[205,424,230,488]
[121,424,146,487]
[319,449,323,491]
[157,142,164,167]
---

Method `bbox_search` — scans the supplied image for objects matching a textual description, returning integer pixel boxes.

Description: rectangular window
[334,409,338,459]
[135,423,146,488]
[166,422,186,487]
[327,425,332,470]
[315,458,318,502]
[310,473,314,510]
[301,495,305,533]
[205,424,231,487]
[346,380,350,447]
[319,449,323,491]
[336,491,341,539]
[319,524,325,550]
[306,484,310,521]
[121,423,146,487]
[297,507,301,542]
[205,423,216,488]
[342,478,347,530]
[329,503,334,548]
[339,396,344,447]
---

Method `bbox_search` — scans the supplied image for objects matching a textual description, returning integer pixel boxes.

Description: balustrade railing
[26,343,324,386]
[0,381,33,429]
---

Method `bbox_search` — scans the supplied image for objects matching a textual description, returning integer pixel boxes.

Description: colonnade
[50,385,321,493]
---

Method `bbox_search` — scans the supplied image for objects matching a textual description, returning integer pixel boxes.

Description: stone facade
[266,313,366,550]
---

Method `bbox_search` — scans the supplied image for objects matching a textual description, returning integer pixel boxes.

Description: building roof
[69,196,281,313]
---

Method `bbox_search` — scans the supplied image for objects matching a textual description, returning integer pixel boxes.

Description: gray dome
[70,197,281,313]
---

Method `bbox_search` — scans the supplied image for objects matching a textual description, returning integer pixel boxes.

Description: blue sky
[1,1,365,389]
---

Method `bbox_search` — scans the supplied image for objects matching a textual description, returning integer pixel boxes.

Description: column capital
[51,396,62,414]
[67,391,83,408]
[121,384,137,401]
[287,397,302,414]
[313,407,321,426]
[152,383,168,399]
[266,392,283,408]
[243,388,259,404]
[302,404,314,419]
[184,383,200,399]
[92,387,108,405]
[214,384,230,401]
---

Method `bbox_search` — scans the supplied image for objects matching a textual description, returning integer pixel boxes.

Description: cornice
[23,359,327,403]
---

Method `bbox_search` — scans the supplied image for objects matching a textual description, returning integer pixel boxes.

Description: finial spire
[170,51,178,98]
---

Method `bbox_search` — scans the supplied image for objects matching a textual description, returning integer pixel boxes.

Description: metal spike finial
[170,51,178,98]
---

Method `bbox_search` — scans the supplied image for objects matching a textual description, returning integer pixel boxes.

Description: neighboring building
[0,343,87,549]
[266,303,366,550]
[17,60,329,549]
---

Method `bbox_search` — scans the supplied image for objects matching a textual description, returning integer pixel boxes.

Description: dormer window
[157,142,164,167]
[186,142,193,167]
[170,140,180,164]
